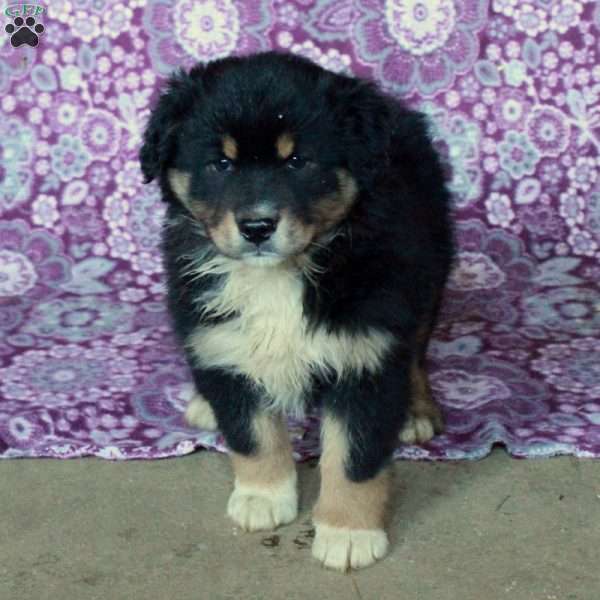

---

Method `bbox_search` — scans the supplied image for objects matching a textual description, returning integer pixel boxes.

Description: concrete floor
[1,449,598,600]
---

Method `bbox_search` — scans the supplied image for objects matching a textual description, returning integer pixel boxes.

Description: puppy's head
[140,52,393,265]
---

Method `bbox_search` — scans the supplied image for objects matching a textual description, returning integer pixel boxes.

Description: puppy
[140,51,454,571]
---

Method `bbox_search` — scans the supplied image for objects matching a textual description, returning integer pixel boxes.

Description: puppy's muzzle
[238,218,278,246]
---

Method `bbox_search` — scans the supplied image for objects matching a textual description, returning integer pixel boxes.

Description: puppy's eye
[286,155,309,170]
[208,158,234,173]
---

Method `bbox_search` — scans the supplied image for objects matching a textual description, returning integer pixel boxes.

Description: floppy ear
[140,66,204,183]
[328,76,395,187]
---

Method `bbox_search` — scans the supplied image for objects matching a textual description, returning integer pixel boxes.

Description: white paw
[185,394,217,430]
[312,523,389,571]
[398,414,435,444]
[227,475,298,532]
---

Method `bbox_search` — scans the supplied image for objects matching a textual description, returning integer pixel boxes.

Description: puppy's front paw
[227,476,298,532]
[312,523,389,571]
[185,394,217,430]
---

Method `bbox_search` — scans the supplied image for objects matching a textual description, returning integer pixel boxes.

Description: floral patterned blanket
[1,0,599,460]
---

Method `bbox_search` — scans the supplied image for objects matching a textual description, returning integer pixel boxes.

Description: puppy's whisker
[312,227,348,252]
[298,254,326,289]
[304,261,326,278]
[308,241,331,253]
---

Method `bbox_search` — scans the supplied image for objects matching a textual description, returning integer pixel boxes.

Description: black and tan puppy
[140,51,454,571]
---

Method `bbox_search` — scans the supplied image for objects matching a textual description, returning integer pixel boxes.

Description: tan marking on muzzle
[311,169,359,232]
[168,168,214,222]
[275,209,316,256]
[273,168,357,254]
[209,210,241,255]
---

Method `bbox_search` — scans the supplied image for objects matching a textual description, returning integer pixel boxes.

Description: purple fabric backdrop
[1,0,599,460]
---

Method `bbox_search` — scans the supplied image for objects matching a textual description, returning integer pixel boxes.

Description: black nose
[238,219,277,245]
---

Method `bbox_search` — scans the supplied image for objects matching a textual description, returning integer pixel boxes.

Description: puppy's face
[141,53,391,265]
[167,128,357,264]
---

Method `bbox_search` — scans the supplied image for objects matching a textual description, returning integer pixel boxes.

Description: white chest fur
[186,257,393,416]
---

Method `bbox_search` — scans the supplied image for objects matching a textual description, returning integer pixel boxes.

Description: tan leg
[312,415,391,571]
[398,358,444,444]
[227,412,298,532]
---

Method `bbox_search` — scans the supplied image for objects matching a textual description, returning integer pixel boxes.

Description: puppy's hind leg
[398,357,444,444]
[398,319,444,445]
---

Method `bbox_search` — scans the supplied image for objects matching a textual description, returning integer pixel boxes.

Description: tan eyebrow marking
[222,135,238,160]
[276,132,294,160]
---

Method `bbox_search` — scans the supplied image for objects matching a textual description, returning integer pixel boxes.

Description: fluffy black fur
[141,51,454,482]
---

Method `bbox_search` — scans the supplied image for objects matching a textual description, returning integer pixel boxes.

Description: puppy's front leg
[227,412,298,532]
[187,369,298,532]
[313,358,409,571]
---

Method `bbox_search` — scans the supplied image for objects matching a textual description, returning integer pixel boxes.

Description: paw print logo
[5,16,45,48]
